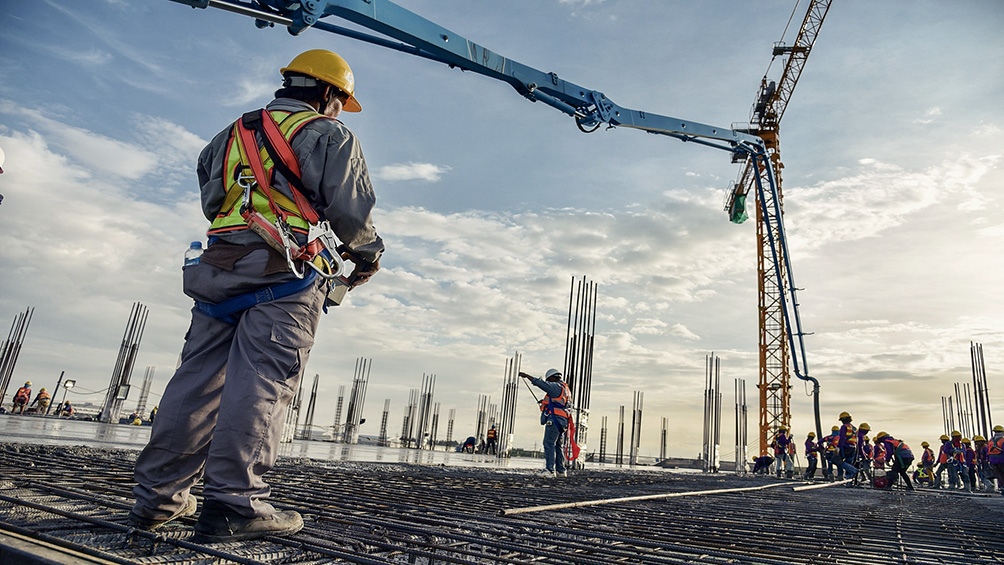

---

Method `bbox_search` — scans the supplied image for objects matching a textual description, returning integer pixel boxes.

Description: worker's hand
[518,371,532,379]
[347,257,380,289]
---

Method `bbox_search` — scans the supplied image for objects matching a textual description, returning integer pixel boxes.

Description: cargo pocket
[268,320,315,383]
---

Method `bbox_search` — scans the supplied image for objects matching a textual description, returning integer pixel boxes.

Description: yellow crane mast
[728,0,834,455]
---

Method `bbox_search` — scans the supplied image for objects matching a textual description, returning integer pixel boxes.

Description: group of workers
[758,411,1004,495]
[7,381,74,417]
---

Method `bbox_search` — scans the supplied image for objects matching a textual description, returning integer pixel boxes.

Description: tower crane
[723,0,834,454]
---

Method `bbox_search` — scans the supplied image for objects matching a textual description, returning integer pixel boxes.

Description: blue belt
[195,269,318,324]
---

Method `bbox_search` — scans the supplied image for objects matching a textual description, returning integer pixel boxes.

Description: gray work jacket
[197,98,384,264]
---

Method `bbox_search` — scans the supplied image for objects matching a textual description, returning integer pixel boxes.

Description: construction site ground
[1,442,1002,565]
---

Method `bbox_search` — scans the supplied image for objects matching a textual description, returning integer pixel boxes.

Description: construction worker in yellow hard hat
[12,381,32,414]
[835,412,858,482]
[821,425,841,480]
[988,425,1004,494]
[30,387,52,413]
[771,425,794,479]
[920,441,936,487]
[803,431,820,480]
[972,435,990,492]
[129,48,384,542]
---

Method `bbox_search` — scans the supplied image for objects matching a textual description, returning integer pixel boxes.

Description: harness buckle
[236,166,257,213]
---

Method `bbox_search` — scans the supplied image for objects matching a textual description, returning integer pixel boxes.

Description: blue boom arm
[167,0,821,433]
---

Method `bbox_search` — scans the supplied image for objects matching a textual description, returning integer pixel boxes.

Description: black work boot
[194,501,303,542]
[128,494,198,531]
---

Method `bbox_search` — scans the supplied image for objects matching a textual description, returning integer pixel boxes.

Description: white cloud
[374,162,451,182]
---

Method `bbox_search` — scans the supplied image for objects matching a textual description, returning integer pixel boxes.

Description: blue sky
[1,0,1002,458]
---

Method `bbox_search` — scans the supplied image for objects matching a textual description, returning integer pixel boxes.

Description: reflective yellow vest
[208,110,322,236]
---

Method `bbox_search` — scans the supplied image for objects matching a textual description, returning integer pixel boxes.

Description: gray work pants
[132,249,324,520]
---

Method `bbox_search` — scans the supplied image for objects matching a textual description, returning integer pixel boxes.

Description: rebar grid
[1,443,1003,564]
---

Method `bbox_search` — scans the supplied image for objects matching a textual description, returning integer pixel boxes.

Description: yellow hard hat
[24,381,31,386]
[778,425,788,431]
[994,425,1004,433]
[921,441,930,447]
[961,438,971,445]
[831,425,840,431]
[281,49,362,112]
[838,411,851,421]
[859,422,871,432]
[951,430,962,437]
[807,432,816,438]
[940,434,950,441]
[875,431,889,441]
[40,388,46,392]
[863,436,870,442]
[974,435,986,442]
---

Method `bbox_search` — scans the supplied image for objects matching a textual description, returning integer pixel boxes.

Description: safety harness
[196,108,350,323]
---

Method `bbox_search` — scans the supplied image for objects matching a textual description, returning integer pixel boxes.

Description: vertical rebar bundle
[300,374,319,440]
[446,408,455,449]
[972,342,994,438]
[429,402,440,449]
[497,354,521,458]
[333,385,346,442]
[135,366,155,417]
[475,394,490,446]
[342,357,370,444]
[702,353,722,473]
[660,417,668,462]
[283,382,302,443]
[616,405,625,465]
[735,378,749,474]
[414,373,436,450]
[101,302,149,423]
[629,391,643,465]
[401,388,418,448]
[599,416,608,463]
[563,276,597,462]
[378,398,390,446]
[0,307,33,406]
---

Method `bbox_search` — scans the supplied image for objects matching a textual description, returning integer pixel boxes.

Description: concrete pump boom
[166,0,822,449]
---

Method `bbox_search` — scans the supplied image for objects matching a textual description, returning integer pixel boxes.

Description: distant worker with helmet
[821,425,840,480]
[987,425,1004,495]
[932,434,955,489]
[851,422,873,486]
[12,381,32,414]
[519,369,571,477]
[30,387,52,414]
[874,431,915,491]
[130,49,384,542]
[771,426,793,479]
[803,431,819,479]
[920,441,936,488]
[835,412,859,481]
[973,435,991,492]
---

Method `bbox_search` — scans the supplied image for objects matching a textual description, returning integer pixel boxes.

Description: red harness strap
[235,110,324,261]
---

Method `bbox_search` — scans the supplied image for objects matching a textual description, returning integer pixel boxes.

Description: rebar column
[333,384,346,442]
[616,405,625,466]
[378,398,390,446]
[342,357,370,444]
[497,353,520,458]
[301,373,319,440]
[0,307,33,406]
[629,391,643,466]
[100,302,148,423]
[135,366,154,417]
[446,408,455,449]
[563,276,597,464]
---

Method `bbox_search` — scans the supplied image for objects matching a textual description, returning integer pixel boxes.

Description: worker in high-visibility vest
[130,49,384,542]
[520,369,571,477]
[987,425,1004,495]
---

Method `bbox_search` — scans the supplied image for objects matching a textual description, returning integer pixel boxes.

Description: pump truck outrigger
[166,0,824,439]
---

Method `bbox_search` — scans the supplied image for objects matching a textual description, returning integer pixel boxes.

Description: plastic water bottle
[183,241,203,268]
